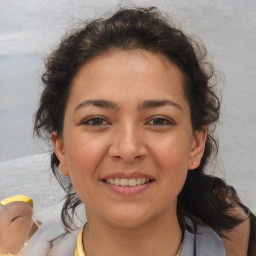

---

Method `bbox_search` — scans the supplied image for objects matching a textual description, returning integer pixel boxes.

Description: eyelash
[81,117,110,126]
[146,117,175,126]
[81,116,175,127]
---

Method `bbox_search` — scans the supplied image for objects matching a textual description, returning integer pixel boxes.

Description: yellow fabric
[0,195,33,208]
[74,228,85,256]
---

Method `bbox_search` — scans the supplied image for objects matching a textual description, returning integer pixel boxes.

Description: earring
[192,161,196,165]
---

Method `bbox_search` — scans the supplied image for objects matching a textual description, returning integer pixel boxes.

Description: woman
[26,7,253,256]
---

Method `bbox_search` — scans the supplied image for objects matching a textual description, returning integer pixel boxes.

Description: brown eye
[147,117,174,126]
[83,117,109,126]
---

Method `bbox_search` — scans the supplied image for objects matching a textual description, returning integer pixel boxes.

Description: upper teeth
[105,178,150,186]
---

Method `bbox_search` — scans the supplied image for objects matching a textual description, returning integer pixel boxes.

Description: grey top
[180,223,226,256]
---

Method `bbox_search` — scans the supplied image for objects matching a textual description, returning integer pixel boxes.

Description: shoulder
[196,224,226,255]
[181,222,226,256]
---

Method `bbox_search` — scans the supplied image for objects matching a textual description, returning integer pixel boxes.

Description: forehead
[69,49,188,109]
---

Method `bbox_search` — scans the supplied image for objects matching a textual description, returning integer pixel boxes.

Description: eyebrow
[74,99,119,112]
[139,99,183,112]
[74,99,183,113]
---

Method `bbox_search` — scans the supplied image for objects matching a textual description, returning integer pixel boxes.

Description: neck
[83,209,182,256]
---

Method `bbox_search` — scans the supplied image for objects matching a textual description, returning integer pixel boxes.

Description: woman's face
[52,49,206,228]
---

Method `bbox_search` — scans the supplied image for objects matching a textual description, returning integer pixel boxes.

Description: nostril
[135,154,145,160]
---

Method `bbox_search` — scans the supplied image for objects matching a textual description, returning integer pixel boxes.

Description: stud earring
[192,161,196,165]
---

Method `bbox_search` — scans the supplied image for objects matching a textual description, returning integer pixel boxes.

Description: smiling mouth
[103,178,154,187]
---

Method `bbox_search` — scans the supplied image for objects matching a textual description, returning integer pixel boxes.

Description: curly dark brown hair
[34,7,243,235]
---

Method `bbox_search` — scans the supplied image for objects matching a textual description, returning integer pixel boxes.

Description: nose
[108,123,147,162]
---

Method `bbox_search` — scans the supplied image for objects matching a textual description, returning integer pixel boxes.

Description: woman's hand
[0,201,34,254]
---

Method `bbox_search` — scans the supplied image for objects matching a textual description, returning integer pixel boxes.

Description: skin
[52,49,207,256]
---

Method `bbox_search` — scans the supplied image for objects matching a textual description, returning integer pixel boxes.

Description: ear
[51,131,69,176]
[188,127,207,170]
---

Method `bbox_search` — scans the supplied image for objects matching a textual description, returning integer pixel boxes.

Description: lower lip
[102,181,153,195]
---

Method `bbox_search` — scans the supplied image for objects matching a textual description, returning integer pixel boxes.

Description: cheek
[153,134,192,165]
[151,134,191,188]
[64,134,108,181]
